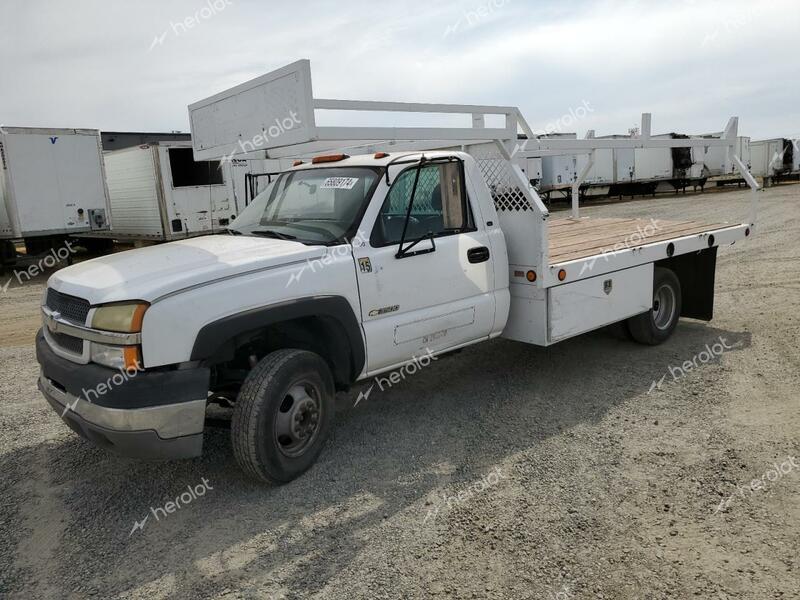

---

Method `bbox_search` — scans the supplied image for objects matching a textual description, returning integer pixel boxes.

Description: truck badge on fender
[369,305,399,317]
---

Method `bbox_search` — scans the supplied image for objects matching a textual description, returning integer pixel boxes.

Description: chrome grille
[50,331,84,355]
[45,288,90,325]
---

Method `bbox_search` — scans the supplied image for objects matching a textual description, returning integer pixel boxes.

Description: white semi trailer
[543,131,719,202]
[101,141,243,241]
[99,142,295,242]
[750,138,795,185]
[0,127,111,263]
[704,136,751,187]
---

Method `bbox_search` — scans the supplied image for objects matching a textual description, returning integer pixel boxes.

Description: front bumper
[36,330,209,460]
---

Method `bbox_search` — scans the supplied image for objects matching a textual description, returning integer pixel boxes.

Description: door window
[371,161,474,247]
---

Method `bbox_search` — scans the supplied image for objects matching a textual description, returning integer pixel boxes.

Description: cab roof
[288,150,463,170]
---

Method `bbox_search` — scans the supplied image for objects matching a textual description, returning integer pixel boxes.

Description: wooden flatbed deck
[548,217,737,265]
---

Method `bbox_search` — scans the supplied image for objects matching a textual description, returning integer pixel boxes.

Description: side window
[371,162,474,246]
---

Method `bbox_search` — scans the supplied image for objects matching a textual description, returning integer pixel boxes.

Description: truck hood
[49,235,327,305]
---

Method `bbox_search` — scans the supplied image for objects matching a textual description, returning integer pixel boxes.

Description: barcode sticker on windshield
[321,177,359,190]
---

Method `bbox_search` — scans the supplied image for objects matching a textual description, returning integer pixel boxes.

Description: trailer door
[615,148,635,182]
[4,131,106,236]
[159,146,235,237]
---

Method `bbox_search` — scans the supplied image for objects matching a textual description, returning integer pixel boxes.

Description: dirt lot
[1,184,798,599]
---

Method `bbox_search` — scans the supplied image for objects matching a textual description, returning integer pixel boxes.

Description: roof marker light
[312,153,349,164]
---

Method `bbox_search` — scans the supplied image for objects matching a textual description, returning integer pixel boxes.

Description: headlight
[91,302,149,333]
[91,342,142,371]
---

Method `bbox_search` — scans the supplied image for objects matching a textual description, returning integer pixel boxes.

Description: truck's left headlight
[91,302,149,333]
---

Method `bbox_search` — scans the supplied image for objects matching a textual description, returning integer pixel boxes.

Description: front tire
[232,349,335,484]
[627,267,682,345]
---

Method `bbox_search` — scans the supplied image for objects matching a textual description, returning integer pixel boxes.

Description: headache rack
[188,59,759,288]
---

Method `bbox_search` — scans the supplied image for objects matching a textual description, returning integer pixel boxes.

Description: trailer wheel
[627,267,682,345]
[232,349,335,484]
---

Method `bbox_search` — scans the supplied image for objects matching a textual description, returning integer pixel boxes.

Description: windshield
[229,167,381,244]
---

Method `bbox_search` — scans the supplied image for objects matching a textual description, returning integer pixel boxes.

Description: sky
[1,0,798,141]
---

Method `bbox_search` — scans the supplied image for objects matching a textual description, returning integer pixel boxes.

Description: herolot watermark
[422,467,507,524]
[715,456,798,513]
[701,2,774,48]
[648,336,735,394]
[61,362,143,417]
[220,111,302,166]
[149,0,234,50]
[512,100,595,157]
[444,0,512,37]
[129,478,213,536]
[3,241,78,293]
[354,348,438,407]
[549,584,575,600]
[286,230,369,288]
[579,218,662,276]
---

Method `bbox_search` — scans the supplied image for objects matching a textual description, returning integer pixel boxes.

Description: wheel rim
[273,381,322,458]
[652,283,676,331]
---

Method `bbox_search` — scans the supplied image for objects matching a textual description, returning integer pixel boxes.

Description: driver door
[353,159,497,374]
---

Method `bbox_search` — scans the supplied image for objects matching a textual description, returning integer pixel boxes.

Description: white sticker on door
[321,177,359,190]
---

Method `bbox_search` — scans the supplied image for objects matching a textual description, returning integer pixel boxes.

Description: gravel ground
[1,184,798,599]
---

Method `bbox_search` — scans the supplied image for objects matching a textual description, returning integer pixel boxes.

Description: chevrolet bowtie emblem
[46,311,60,332]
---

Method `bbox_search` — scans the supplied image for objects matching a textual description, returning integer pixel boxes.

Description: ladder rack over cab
[189,59,758,347]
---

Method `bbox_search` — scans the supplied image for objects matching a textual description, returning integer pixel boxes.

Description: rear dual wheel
[232,349,334,484]
[626,267,682,345]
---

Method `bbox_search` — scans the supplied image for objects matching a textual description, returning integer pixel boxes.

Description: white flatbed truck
[35,61,759,483]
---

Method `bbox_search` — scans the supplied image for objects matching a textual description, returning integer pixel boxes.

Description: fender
[190,295,366,383]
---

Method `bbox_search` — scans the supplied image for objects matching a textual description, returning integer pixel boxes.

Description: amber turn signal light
[526,270,537,282]
[311,154,349,164]
[558,269,567,281]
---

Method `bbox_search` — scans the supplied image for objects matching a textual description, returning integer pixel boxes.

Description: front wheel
[626,267,682,345]
[232,349,335,484]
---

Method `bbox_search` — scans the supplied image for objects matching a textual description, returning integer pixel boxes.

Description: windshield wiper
[251,230,297,240]
[226,228,243,235]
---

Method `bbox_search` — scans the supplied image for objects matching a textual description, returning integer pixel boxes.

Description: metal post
[571,150,595,219]
[731,154,759,230]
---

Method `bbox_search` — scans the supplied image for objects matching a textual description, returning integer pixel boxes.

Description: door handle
[467,246,490,264]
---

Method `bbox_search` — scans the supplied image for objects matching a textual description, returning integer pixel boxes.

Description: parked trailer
[750,138,795,185]
[101,141,244,241]
[540,131,718,203]
[632,133,706,193]
[35,60,760,483]
[0,127,111,262]
[705,136,751,187]
[536,133,577,201]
